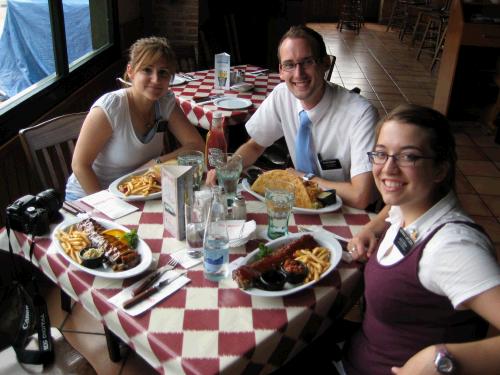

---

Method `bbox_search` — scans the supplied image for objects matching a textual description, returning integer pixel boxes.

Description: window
[0,0,119,143]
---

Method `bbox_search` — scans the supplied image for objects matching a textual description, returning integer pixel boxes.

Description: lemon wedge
[101,229,126,239]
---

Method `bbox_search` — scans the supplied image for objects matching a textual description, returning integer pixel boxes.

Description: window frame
[0,0,120,144]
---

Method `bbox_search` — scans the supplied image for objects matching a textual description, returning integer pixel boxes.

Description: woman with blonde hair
[65,36,204,200]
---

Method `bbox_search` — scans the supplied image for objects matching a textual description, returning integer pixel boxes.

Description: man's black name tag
[318,154,342,170]
[394,227,414,256]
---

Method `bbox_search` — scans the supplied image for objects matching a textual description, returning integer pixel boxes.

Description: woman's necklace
[128,92,154,131]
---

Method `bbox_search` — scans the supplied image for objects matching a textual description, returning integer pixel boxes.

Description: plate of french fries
[108,168,162,201]
[239,231,342,297]
[51,217,153,279]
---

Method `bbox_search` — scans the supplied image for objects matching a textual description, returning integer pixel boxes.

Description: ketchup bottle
[205,112,228,170]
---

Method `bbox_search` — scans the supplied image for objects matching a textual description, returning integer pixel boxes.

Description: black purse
[0,223,54,365]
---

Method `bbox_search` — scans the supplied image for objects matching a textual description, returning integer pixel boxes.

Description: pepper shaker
[231,194,247,220]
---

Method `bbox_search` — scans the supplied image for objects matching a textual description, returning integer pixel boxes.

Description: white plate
[52,217,153,279]
[241,178,343,214]
[108,168,162,201]
[239,231,342,297]
[214,97,253,110]
[170,75,187,86]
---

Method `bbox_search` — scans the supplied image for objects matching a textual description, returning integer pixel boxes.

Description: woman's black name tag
[394,227,414,256]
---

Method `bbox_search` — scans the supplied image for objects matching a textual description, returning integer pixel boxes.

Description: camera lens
[35,189,62,219]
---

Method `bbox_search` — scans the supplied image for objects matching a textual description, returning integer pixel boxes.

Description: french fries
[118,172,161,196]
[55,225,91,265]
[294,247,330,283]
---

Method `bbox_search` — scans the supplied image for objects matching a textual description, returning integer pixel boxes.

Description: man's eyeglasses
[367,151,435,167]
[280,57,317,72]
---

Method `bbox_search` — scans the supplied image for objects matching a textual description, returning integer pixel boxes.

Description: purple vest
[344,222,487,375]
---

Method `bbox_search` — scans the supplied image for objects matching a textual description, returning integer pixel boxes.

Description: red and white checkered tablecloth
[171,65,282,130]
[0,192,371,374]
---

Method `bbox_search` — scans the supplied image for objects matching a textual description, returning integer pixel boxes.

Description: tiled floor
[39,23,500,374]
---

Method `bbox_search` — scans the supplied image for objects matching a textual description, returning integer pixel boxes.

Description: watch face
[436,355,454,373]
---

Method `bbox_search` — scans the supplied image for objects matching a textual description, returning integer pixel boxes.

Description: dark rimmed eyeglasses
[367,151,435,167]
[280,57,317,72]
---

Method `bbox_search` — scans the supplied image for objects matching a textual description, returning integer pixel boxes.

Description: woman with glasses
[65,36,204,200]
[235,25,379,209]
[342,104,500,374]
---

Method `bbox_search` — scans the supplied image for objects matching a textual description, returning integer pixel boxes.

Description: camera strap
[4,221,54,365]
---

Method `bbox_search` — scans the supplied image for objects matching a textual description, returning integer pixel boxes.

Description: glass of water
[185,202,207,259]
[214,153,243,203]
[265,181,295,240]
[177,150,205,191]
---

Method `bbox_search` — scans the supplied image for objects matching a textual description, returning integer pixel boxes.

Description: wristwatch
[302,173,315,182]
[434,344,456,374]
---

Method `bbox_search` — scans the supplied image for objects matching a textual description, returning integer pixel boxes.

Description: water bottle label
[204,254,224,273]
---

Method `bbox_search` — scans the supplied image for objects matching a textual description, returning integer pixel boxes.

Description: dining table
[170,65,282,130]
[0,189,373,374]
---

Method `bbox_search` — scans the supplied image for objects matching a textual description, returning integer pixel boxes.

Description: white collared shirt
[377,192,500,308]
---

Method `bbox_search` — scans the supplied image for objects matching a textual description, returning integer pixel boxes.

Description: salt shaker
[231,194,247,220]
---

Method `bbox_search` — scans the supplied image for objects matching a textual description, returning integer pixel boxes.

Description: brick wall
[152,0,199,48]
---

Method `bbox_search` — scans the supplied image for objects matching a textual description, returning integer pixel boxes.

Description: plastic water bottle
[203,186,229,281]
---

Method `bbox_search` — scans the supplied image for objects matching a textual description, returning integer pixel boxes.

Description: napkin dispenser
[161,165,193,240]
[214,52,230,90]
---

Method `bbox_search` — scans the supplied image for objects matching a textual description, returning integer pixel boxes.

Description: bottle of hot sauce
[205,112,227,170]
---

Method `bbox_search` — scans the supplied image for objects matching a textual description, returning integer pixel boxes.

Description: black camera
[6,189,63,236]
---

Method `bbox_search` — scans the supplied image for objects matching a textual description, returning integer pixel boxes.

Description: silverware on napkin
[248,69,269,76]
[123,271,187,309]
[131,259,179,296]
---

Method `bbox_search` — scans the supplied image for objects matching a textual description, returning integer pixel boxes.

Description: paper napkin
[80,190,138,219]
[109,270,190,316]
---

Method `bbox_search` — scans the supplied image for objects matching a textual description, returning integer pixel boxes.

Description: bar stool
[416,12,448,62]
[409,0,452,46]
[386,0,428,34]
[338,0,364,34]
[430,24,447,72]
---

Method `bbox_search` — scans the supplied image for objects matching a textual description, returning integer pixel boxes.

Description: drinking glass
[214,153,243,203]
[265,181,295,240]
[185,202,207,259]
[177,150,204,191]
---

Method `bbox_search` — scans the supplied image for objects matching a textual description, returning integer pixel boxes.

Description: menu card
[214,52,230,90]
[80,190,138,219]
[161,165,194,240]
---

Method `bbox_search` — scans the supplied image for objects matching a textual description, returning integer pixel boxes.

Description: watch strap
[303,173,315,181]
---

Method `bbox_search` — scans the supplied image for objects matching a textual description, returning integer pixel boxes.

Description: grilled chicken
[76,218,140,271]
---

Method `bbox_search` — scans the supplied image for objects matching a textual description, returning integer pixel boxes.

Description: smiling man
[235,25,379,209]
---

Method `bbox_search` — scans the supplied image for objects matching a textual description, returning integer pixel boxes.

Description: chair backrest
[19,112,87,194]
[325,54,337,81]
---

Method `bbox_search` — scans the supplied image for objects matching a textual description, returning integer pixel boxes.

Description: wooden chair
[325,54,337,82]
[18,112,87,313]
[18,112,87,196]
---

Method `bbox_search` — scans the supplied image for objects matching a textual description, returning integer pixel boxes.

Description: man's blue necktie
[295,110,318,174]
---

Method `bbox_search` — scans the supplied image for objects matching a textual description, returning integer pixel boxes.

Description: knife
[123,271,188,309]
[131,268,169,296]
